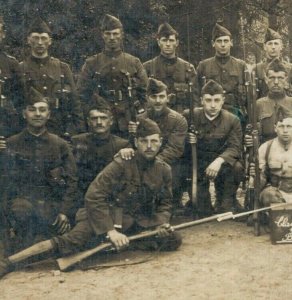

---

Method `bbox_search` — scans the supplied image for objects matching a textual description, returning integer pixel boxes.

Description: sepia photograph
[0,1,292,299]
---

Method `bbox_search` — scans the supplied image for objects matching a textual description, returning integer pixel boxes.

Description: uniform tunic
[143,55,197,112]
[259,138,292,205]
[256,95,292,143]
[20,56,85,136]
[196,56,247,122]
[77,50,148,135]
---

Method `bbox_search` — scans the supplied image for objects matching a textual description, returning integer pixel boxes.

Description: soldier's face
[201,94,224,118]
[147,90,169,113]
[28,33,52,57]
[265,70,287,94]
[102,28,123,50]
[264,39,283,59]
[135,134,162,160]
[157,34,179,57]
[275,118,292,144]
[212,36,233,56]
[23,102,50,128]
[87,110,113,134]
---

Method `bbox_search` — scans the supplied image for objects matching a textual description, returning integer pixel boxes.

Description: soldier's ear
[230,39,233,47]
[200,97,203,105]
[211,40,215,48]
[22,109,26,120]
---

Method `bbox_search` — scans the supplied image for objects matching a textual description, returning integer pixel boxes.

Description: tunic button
[113,79,116,82]
[112,67,116,70]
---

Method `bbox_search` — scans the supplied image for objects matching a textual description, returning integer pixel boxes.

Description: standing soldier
[72,96,129,209]
[77,14,148,138]
[20,17,85,138]
[253,28,292,98]
[196,23,247,125]
[143,22,197,113]
[2,87,78,253]
[0,16,23,137]
[184,80,244,217]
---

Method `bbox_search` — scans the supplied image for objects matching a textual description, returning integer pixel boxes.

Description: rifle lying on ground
[57,203,286,271]
[245,69,261,236]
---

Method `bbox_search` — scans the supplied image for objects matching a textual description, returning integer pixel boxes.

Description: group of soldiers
[0,13,292,277]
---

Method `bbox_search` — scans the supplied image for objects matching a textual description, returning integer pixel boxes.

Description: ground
[1,218,292,300]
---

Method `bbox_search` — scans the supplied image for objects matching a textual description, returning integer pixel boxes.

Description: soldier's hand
[107,229,129,251]
[249,162,256,177]
[244,134,253,148]
[205,157,225,179]
[52,213,71,235]
[156,223,174,238]
[186,132,197,144]
[116,148,135,160]
[0,136,6,152]
[128,121,138,134]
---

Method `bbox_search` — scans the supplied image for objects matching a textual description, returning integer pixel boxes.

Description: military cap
[275,106,292,123]
[25,87,49,106]
[100,14,123,31]
[157,22,178,38]
[266,58,287,74]
[201,80,224,95]
[212,23,231,41]
[265,28,282,43]
[147,78,167,95]
[27,17,51,35]
[86,94,112,116]
[136,118,161,138]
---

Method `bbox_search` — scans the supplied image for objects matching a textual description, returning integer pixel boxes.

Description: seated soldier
[184,80,244,217]
[72,95,129,208]
[0,118,182,278]
[250,113,292,207]
[1,87,78,253]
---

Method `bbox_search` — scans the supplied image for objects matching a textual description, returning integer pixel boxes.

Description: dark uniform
[20,18,85,137]
[253,28,292,99]
[143,23,197,113]
[52,119,181,255]
[72,132,129,207]
[184,81,244,216]
[77,15,148,137]
[196,24,247,124]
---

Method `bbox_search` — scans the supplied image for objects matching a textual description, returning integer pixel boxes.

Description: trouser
[260,186,286,207]
[6,197,61,253]
[54,210,182,256]
[197,161,244,217]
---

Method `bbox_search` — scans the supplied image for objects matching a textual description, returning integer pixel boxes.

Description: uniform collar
[89,131,111,144]
[136,151,156,171]
[199,109,222,125]
[159,54,177,64]
[103,49,123,57]
[23,128,49,142]
[30,55,50,64]
[215,55,230,65]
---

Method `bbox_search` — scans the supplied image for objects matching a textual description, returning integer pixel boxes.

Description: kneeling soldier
[0,118,181,278]
[184,80,244,217]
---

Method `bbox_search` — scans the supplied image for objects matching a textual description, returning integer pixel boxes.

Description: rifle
[56,203,286,271]
[186,68,197,212]
[245,69,261,236]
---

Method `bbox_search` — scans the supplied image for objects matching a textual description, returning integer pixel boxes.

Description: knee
[260,186,285,207]
[10,198,34,222]
[232,161,245,182]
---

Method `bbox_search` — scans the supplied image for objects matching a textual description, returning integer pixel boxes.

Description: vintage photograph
[0,1,292,299]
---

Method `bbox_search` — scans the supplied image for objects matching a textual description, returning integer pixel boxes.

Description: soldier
[249,114,292,207]
[245,58,292,146]
[72,95,129,208]
[184,80,244,217]
[20,17,85,138]
[0,118,182,278]
[122,78,188,208]
[77,14,148,138]
[1,87,78,253]
[143,22,197,113]
[196,23,247,125]
[253,28,292,98]
[0,16,23,137]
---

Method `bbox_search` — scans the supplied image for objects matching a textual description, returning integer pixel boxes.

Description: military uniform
[256,96,292,143]
[72,132,129,207]
[5,129,78,250]
[20,56,85,137]
[259,137,292,206]
[0,50,23,137]
[184,108,244,215]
